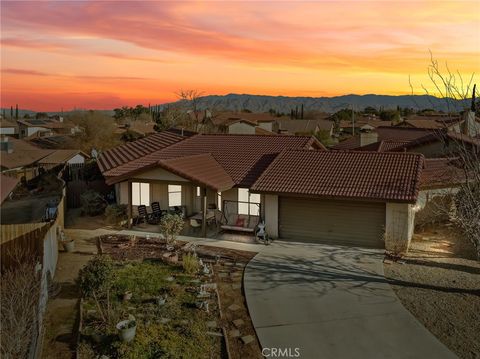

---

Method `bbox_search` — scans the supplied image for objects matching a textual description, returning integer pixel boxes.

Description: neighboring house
[0,174,20,203]
[29,135,74,149]
[0,137,53,180]
[202,112,281,134]
[415,157,467,226]
[332,127,435,150]
[99,131,424,251]
[17,118,80,138]
[0,136,88,180]
[0,119,18,136]
[276,119,334,136]
[338,119,393,135]
[38,149,89,168]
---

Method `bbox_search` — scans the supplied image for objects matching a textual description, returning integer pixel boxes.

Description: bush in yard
[105,204,127,225]
[182,253,200,275]
[159,214,184,244]
[78,256,114,323]
[80,190,107,216]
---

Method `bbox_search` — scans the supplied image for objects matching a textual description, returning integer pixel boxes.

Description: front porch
[130,220,258,244]
[113,162,263,244]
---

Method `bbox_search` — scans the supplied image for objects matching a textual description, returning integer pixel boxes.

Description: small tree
[159,214,184,244]
[78,256,114,323]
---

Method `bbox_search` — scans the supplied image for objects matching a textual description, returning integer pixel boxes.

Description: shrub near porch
[78,258,222,359]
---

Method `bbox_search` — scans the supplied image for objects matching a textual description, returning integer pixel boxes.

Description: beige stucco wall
[385,203,415,253]
[264,194,279,238]
[258,122,274,132]
[228,122,256,134]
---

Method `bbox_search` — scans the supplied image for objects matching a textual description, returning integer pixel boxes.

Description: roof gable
[102,133,321,187]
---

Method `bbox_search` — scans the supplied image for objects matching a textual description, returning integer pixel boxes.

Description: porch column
[127,180,133,229]
[201,187,207,237]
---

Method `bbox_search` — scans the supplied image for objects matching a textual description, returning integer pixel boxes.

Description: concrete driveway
[244,241,455,359]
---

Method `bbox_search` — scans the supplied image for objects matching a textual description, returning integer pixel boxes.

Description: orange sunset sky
[1,1,479,112]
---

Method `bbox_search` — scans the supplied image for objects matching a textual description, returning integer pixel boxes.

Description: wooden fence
[1,223,47,245]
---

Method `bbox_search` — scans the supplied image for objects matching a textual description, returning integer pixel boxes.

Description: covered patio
[108,153,260,242]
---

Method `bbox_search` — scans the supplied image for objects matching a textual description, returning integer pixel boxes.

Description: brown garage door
[279,197,386,247]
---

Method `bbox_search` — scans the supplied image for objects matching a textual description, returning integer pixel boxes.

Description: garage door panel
[279,197,385,247]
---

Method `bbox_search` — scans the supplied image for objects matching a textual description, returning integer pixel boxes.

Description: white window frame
[132,182,150,206]
[238,188,260,216]
[168,184,182,207]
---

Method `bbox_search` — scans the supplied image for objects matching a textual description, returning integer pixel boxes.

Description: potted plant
[59,230,75,252]
[62,239,75,252]
[116,319,137,342]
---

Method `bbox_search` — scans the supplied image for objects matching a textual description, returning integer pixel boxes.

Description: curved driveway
[244,241,455,359]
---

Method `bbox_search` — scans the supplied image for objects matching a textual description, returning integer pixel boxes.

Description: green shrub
[182,253,199,275]
[159,214,184,244]
[78,256,114,322]
[80,190,107,216]
[105,204,127,225]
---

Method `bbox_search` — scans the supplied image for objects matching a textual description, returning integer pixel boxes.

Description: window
[238,188,260,216]
[132,182,150,206]
[196,186,201,197]
[217,192,222,210]
[168,185,182,206]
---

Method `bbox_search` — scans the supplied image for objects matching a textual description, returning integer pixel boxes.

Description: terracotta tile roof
[0,119,18,128]
[103,133,321,187]
[277,119,333,134]
[38,149,89,165]
[251,150,424,203]
[1,174,19,203]
[355,140,410,152]
[332,127,435,150]
[211,112,280,126]
[97,130,189,173]
[420,157,467,189]
[0,137,53,169]
[158,154,234,192]
[399,119,448,129]
[255,127,276,135]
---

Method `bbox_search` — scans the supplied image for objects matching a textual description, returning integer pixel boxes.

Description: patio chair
[151,201,167,219]
[189,218,202,234]
[134,205,157,225]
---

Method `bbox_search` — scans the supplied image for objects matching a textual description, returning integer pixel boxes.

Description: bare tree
[413,54,480,258]
[0,252,42,358]
[176,89,205,132]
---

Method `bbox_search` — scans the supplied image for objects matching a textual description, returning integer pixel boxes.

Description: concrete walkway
[243,241,456,359]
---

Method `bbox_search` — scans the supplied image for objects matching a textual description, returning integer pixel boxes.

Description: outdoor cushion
[235,217,245,227]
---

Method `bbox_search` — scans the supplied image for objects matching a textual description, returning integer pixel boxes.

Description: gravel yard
[384,225,480,359]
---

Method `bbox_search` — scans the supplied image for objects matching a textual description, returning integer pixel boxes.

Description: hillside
[159,93,469,114]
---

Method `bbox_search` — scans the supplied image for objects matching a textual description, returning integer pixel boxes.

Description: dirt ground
[41,229,115,359]
[384,225,480,359]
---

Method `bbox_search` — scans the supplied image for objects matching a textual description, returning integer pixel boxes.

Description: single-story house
[17,118,80,138]
[276,119,334,136]
[201,112,281,134]
[0,136,88,180]
[0,119,18,136]
[99,131,425,251]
